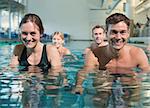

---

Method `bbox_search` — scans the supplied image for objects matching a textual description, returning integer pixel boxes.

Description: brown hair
[106,13,130,30]
[92,25,105,33]
[19,13,44,34]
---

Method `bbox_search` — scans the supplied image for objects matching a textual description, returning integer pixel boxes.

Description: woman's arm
[10,44,23,67]
[47,45,62,69]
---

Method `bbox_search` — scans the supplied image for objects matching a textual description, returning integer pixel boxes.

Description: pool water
[0,41,150,108]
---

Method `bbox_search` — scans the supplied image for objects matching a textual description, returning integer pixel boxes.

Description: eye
[30,32,36,36]
[120,30,127,35]
[111,30,118,34]
[21,32,28,35]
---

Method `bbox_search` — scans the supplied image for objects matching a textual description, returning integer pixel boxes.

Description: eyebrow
[21,31,36,35]
[110,30,127,34]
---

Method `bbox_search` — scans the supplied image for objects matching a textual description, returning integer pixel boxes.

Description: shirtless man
[74,13,150,95]
[86,13,150,71]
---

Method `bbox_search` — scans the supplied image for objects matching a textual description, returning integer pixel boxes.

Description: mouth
[95,37,102,44]
[110,38,126,46]
[22,39,35,45]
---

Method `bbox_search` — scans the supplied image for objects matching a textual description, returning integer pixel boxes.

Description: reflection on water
[0,42,150,108]
[92,70,141,108]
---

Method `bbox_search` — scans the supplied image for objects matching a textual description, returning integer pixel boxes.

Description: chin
[96,40,102,44]
[26,45,34,49]
[25,43,36,49]
[55,45,60,48]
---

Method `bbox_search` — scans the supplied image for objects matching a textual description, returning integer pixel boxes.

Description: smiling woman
[10,13,62,71]
[52,31,71,58]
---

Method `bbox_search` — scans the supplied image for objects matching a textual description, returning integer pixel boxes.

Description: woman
[52,32,71,58]
[10,13,62,70]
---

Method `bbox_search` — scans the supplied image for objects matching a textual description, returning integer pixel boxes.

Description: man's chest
[106,57,137,68]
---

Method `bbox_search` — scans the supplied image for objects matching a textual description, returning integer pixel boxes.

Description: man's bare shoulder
[84,47,91,54]
[128,44,145,55]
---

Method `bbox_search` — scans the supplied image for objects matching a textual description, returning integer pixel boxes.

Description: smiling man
[93,13,150,71]
[74,13,150,95]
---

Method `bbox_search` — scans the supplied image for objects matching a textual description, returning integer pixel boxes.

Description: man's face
[107,21,130,50]
[92,28,105,45]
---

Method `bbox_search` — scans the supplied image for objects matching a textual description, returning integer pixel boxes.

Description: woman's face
[52,34,64,48]
[20,21,41,48]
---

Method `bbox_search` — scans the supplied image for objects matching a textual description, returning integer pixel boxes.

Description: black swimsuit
[19,45,51,71]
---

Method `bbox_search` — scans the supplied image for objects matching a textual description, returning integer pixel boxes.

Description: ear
[106,31,109,37]
[62,40,65,44]
[40,34,43,38]
[18,33,22,42]
[127,29,130,38]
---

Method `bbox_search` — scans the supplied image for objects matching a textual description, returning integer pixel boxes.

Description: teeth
[111,38,124,43]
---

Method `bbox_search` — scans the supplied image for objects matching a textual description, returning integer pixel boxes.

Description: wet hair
[92,25,105,33]
[52,32,64,40]
[19,13,44,34]
[106,13,130,30]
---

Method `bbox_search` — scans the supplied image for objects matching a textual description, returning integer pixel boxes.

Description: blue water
[0,41,150,108]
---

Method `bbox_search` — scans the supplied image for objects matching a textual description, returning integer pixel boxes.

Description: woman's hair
[53,32,64,40]
[19,13,44,34]
[106,13,130,30]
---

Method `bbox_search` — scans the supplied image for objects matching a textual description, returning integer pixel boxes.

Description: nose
[115,32,122,38]
[26,34,32,40]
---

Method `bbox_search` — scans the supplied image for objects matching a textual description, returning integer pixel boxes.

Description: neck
[27,42,43,54]
[98,42,108,47]
[108,45,119,58]
[113,46,126,59]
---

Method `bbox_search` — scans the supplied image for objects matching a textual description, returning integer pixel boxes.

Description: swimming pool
[0,41,150,108]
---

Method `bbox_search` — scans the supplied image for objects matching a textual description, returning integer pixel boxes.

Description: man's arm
[136,48,150,71]
[74,49,99,94]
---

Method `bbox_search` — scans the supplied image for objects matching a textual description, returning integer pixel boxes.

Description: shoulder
[46,44,58,53]
[127,44,150,70]
[63,47,71,55]
[90,42,99,50]
[92,45,108,55]
[84,47,91,51]
[14,44,24,49]
[13,44,24,56]
[84,47,91,55]
[127,44,148,62]
[128,44,145,55]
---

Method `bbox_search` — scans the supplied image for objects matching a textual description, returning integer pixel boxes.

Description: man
[84,25,108,55]
[74,13,150,94]
[86,13,150,71]
[83,25,108,69]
